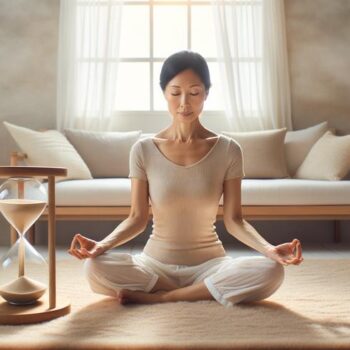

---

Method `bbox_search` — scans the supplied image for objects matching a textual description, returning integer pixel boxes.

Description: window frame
[77,0,262,118]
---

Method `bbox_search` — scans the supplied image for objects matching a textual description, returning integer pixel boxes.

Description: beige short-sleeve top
[128,134,245,265]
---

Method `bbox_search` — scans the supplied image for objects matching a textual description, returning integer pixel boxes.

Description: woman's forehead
[169,83,201,88]
[168,69,203,86]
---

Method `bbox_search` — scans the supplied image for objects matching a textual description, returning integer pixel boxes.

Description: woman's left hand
[265,239,304,266]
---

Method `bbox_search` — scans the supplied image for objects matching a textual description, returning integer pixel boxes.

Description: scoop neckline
[150,135,221,169]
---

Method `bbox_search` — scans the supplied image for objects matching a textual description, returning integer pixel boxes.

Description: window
[76,0,263,117]
[77,0,225,115]
[117,0,226,112]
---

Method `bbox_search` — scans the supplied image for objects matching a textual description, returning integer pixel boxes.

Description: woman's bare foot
[117,289,167,305]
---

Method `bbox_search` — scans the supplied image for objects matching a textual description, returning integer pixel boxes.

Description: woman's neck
[165,123,209,143]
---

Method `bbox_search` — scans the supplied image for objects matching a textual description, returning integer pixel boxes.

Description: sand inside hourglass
[0,199,47,303]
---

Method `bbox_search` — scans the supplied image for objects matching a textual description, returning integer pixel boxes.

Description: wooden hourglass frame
[0,166,71,325]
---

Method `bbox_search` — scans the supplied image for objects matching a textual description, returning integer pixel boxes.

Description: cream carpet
[0,257,349,350]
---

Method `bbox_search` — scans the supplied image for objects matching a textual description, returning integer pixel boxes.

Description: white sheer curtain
[57,0,124,132]
[210,0,292,132]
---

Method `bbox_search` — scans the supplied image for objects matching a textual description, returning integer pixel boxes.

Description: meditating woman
[68,50,304,307]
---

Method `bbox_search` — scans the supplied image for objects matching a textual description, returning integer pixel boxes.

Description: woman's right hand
[68,233,109,260]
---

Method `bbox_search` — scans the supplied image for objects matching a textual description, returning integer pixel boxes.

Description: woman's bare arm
[68,178,150,259]
[100,177,150,249]
[99,215,148,249]
[223,177,274,256]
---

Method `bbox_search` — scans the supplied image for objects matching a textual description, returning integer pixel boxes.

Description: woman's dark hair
[159,50,211,92]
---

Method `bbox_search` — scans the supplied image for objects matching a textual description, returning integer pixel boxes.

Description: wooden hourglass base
[0,293,71,325]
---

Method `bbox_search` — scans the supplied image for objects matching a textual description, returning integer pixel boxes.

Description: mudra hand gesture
[68,233,109,260]
[265,238,304,266]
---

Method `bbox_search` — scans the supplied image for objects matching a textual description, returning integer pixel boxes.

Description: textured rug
[0,257,349,350]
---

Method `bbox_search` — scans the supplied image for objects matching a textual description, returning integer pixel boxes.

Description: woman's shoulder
[220,134,243,153]
[220,133,239,145]
[130,137,149,156]
[134,134,155,145]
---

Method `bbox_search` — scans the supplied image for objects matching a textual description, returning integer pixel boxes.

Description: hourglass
[0,166,70,324]
[0,176,48,305]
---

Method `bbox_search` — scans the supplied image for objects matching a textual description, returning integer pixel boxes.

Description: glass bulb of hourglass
[0,199,46,237]
[0,177,48,305]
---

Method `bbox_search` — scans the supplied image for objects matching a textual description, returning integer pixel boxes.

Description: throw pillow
[64,128,142,178]
[285,121,329,176]
[221,128,290,178]
[3,121,93,182]
[294,130,350,181]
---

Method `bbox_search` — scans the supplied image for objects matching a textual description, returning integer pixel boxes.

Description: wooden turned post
[48,175,56,309]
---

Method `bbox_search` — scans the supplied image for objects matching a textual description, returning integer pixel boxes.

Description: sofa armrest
[10,151,28,166]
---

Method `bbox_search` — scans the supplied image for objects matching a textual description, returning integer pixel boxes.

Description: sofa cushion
[284,121,329,176]
[221,128,289,178]
[294,130,350,181]
[45,178,350,206]
[3,121,92,182]
[64,128,142,178]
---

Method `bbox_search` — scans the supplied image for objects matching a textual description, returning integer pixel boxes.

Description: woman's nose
[180,94,190,107]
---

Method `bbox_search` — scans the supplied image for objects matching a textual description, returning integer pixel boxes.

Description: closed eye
[171,93,199,96]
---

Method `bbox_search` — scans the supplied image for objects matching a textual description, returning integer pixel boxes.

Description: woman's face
[163,69,208,122]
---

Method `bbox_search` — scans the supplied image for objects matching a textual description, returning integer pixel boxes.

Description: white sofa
[9,132,350,246]
[5,122,350,245]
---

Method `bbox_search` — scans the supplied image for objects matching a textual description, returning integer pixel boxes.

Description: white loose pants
[83,251,284,308]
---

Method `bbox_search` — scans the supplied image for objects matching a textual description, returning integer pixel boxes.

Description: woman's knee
[83,255,104,278]
[82,252,157,296]
[83,259,101,293]
[247,260,285,302]
[236,258,284,302]
[236,256,285,286]
[266,259,285,287]
[83,252,132,277]
[83,256,121,297]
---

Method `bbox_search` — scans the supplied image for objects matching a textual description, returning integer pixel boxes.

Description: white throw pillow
[221,128,290,178]
[64,128,142,177]
[3,121,93,182]
[294,130,350,181]
[285,121,329,176]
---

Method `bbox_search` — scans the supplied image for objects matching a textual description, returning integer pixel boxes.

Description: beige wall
[0,0,60,245]
[0,0,350,246]
[2,0,350,161]
[285,0,350,135]
[0,0,59,166]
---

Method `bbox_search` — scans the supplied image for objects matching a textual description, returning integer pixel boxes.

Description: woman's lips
[179,112,193,116]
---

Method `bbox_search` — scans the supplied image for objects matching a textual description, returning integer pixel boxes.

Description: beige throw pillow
[285,121,329,176]
[221,128,290,178]
[294,130,350,181]
[64,129,142,177]
[3,121,93,182]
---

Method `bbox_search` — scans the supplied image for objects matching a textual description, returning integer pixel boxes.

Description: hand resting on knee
[68,233,109,260]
